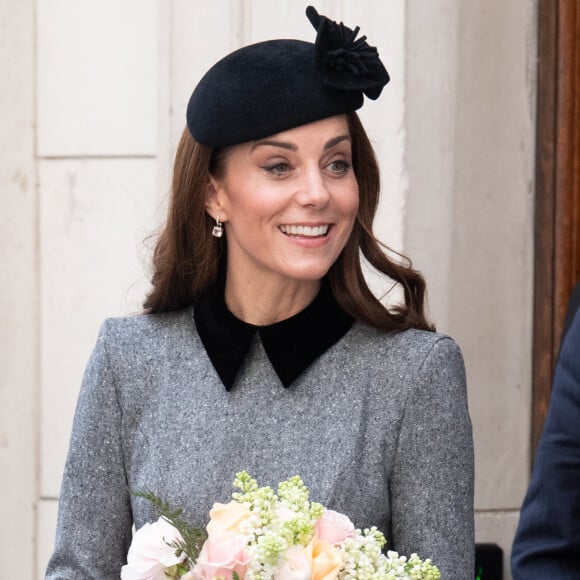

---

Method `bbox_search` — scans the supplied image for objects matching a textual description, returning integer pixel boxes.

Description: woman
[46,6,474,579]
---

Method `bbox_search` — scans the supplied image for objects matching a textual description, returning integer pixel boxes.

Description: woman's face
[207,115,359,289]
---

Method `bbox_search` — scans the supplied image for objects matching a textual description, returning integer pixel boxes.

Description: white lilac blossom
[337,528,440,580]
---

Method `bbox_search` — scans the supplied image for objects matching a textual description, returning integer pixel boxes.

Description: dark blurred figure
[511,282,580,579]
[562,282,580,342]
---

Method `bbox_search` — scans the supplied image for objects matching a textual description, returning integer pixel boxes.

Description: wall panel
[0,0,38,577]
[37,0,158,157]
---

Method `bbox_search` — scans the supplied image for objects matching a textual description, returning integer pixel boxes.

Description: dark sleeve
[390,337,475,580]
[561,281,580,342]
[45,320,133,579]
[511,310,580,579]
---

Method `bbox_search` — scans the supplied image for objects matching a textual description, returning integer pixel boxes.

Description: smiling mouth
[279,224,330,237]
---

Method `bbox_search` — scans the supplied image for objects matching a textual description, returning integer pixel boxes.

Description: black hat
[186,6,390,148]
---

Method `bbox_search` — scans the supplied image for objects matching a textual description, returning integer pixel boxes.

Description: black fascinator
[187,6,390,147]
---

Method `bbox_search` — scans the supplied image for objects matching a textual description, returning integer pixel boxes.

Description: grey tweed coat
[46,306,474,579]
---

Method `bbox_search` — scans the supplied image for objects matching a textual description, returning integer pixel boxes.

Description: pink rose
[314,510,355,547]
[121,517,186,580]
[192,532,250,580]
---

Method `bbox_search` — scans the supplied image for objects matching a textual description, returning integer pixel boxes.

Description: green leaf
[132,489,207,563]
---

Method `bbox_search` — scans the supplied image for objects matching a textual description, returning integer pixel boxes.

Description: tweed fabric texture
[46,307,474,579]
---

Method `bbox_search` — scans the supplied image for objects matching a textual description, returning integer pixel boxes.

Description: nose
[295,167,330,208]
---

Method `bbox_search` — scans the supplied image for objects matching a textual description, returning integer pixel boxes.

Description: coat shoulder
[349,323,464,371]
[100,307,195,342]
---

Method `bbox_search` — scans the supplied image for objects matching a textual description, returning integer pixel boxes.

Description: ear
[205,176,229,222]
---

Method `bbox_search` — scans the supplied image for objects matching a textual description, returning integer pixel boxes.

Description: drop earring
[212,215,223,238]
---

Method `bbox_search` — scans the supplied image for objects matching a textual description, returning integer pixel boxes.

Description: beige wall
[0,1,537,578]
[0,1,37,578]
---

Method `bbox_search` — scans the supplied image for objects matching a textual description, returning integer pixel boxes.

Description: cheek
[222,182,283,220]
[340,183,360,220]
[336,186,359,245]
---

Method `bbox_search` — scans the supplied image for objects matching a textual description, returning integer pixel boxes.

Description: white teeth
[280,224,329,237]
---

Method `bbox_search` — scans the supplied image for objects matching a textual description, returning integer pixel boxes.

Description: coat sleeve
[511,310,580,579]
[45,320,133,579]
[390,336,475,580]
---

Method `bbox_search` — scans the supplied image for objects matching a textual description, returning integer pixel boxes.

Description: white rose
[121,517,186,580]
[273,545,312,580]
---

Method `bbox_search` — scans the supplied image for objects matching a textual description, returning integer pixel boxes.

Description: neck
[224,274,321,326]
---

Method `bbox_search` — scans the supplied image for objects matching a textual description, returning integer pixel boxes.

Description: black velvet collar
[194,282,354,390]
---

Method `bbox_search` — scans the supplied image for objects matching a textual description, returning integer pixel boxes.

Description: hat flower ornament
[306,5,390,99]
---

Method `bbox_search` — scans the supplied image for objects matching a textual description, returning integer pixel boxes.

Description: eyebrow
[324,134,351,150]
[251,134,351,153]
[251,139,297,152]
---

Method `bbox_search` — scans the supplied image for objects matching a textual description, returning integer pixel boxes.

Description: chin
[282,264,334,282]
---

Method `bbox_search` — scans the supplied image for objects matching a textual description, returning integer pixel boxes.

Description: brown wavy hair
[143,113,434,332]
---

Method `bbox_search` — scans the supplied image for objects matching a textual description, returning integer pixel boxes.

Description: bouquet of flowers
[121,472,440,580]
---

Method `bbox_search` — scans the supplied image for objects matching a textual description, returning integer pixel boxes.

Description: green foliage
[133,490,207,564]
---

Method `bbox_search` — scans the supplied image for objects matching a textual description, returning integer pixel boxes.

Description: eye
[327,159,352,176]
[261,162,292,176]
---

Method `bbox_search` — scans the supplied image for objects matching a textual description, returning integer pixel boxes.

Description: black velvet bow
[306,5,390,100]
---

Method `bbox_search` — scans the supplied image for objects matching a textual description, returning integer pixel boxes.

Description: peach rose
[310,537,342,580]
[274,537,341,580]
[192,532,250,580]
[120,517,185,580]
[314,510,355,546]
[207,501,252,538]
[273,545,312,580]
